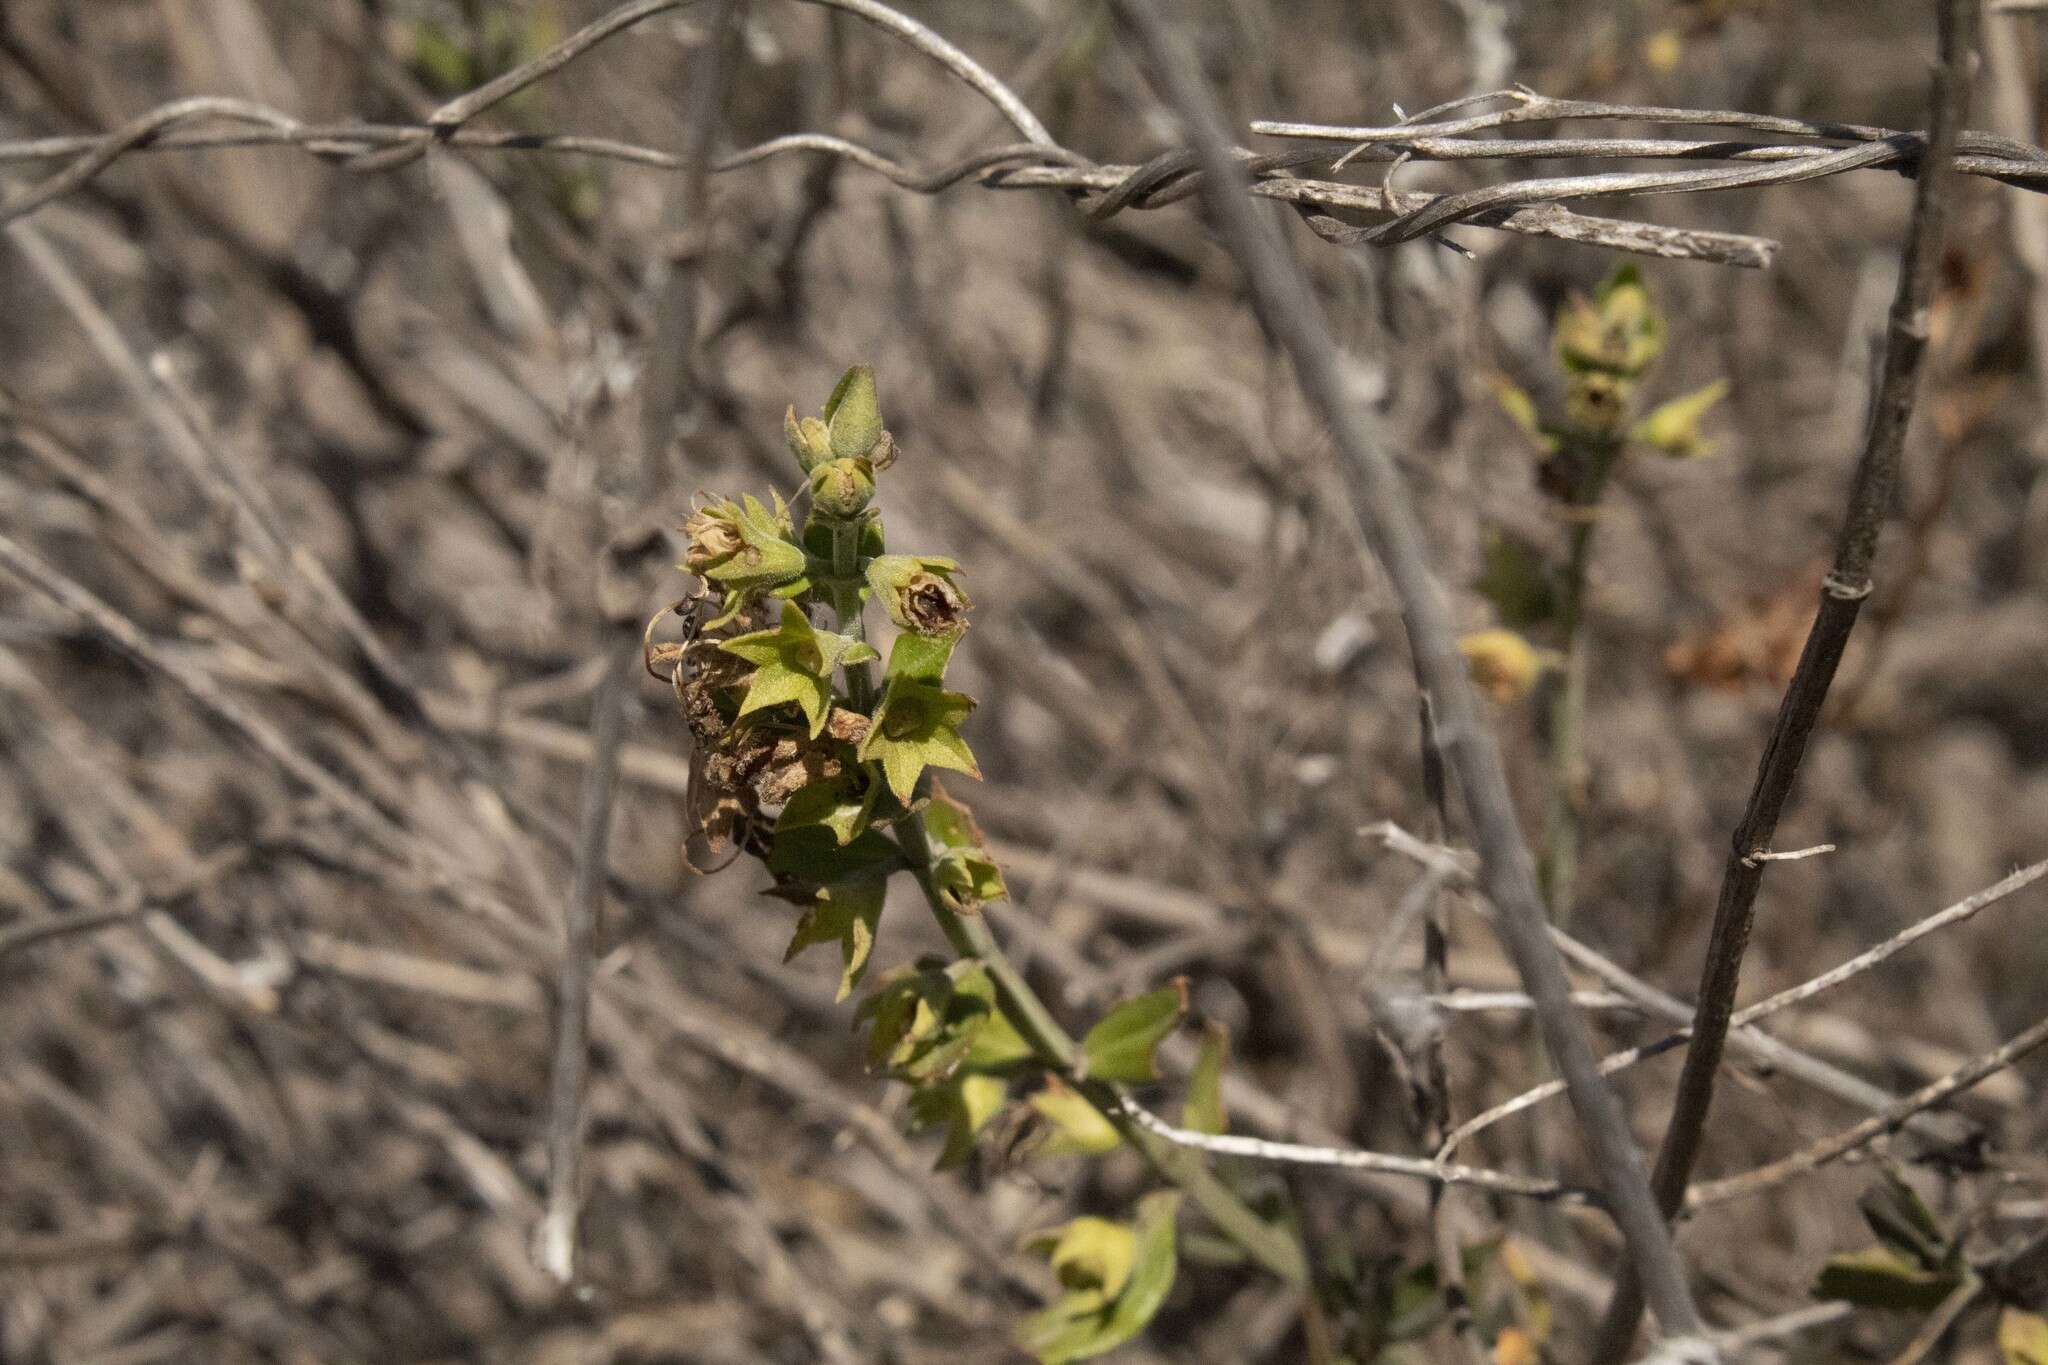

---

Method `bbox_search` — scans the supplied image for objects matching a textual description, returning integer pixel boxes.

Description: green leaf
[776,777,879,847]
[965,1004,1035,1070]
[909,1071,1008,1170]
[825,365,884,459]
[1015,1192,1182,1364]
[1474,533,1558,630]
[783,880,887,1002]
[1183,1022,1229,1135]
[1859,1171,1954,1272]
[765,827,899,889]
[1488,375,1560,455]
[408,20,472,93]
[855,960,1006,1082]
[2001,1308,2048,1364]
[925,788,1008,912]
[855,962,948,1069]
[720,601,876,737]
[859,674,980,805]
[884,629,958,684]
[1812,1246,1965,1312]
[1082,981,1188,1083]
[1027,1077,1123,1156]
[1631,378,1728,458]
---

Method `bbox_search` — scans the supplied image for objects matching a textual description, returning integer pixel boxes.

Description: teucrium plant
[653,366,1292,1360]
[1477,265,1729,921]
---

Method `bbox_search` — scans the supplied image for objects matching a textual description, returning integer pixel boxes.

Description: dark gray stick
[1588,1,1980,1357]
[1106,0,1709,1348]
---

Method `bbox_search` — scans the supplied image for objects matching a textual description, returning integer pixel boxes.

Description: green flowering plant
[650,366,1308,1361]
[1478,264,1730,921]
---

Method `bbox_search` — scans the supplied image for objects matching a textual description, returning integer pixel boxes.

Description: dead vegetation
[4,1,2048,1361]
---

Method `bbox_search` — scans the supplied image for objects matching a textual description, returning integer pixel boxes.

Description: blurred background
[3,0,2047,1360]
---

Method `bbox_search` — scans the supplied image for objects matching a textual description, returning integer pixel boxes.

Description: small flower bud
[682,493,808,590]
[825,365,884,460]
[1460,628,1545,704]
[786,406,833,471]
[1554,265,1665,380]
[867,554,970,637]
[683,504,744,575]
[1565,371,1628,434]
[809,457,875,519]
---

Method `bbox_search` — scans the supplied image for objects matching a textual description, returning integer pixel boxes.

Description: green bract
[1632,378,1729,458]
[860,673,979,805]
[718,601,877,737]
[684,492,807,593]
[824,364,885,459]
[1016,1193,1183,1364]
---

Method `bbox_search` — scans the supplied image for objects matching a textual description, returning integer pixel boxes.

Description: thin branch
[1373,820,1971,1143]
[1441,859,2048,1155]
[1707,1302,1852,1357]
[0,104,1779,266]
[429,0,688,131]
[1884,1275,1983,1365]
[1105,0,1707,1345]
[799,0,1053,146]
[535,642,637,1285]
[1592,1,1980,1356]
[1111,1096,1587,1202]
[894,814,1314,1286]
[1685,1012,2048,1212]
[1252,90,2036,161]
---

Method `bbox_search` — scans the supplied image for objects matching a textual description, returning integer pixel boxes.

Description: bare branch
[1685,1013,2048,1212]
[1111,1095,1587,1201]
[1440,860,2047,1155]
[1592,3,1981,1355]
[535,643,636,1284]
[1105,0,1708,1344]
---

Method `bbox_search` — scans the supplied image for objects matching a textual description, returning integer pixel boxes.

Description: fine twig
[895,813,1314,1285]
[1884,1273,1984,1365]
[534,642,637,1285]
[1684,1012,2048,1212]
[1441,859,2048,1155]
[1111,1096,1585,1201]
[1590,1,1979,1356]
[0,99,1778,267]
[1106,0,1708,1346]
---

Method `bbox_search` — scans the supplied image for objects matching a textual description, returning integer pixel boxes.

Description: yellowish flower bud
[1460,628,1544,703]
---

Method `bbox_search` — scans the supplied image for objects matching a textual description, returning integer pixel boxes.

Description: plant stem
[822,514,876,709]
[1109,0,1707,1340]
[1538,436,1622,925]
[1588,1,1977,1355]
[814,505,1303,1282]
[895,810,1310,1287]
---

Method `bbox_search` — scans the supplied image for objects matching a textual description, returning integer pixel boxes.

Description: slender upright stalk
[1589,3,1978,1358]
[822,511,1308,1287]
[823,516,877,710]
[1539,438,1623,923]
[1109,0,1707,1343]
[896,810,1310,1286]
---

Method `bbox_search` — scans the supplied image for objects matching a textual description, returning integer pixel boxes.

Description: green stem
[821,514,876,710]
[1537,436,1622,926]
[896,810,1309,1287]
